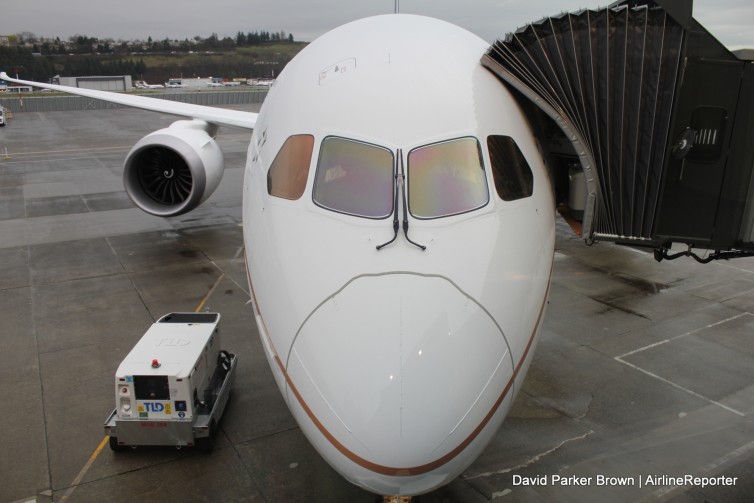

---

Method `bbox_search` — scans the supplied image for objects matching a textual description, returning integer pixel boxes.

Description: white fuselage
[241,15,555,496]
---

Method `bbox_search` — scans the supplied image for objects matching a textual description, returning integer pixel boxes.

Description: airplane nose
[286,273,514,478]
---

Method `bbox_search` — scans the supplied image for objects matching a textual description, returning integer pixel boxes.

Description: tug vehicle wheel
[109,436,127,452]
[196,421,216,453]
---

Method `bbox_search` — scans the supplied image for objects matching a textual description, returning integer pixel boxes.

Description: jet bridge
[483,0,754,262]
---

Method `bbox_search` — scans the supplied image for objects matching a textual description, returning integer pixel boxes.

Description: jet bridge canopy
[483,0,754,261]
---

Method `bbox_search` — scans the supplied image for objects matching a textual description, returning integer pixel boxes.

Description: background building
[51,75,132,91]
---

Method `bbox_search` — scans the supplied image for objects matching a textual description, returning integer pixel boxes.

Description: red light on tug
[151,359,161,368]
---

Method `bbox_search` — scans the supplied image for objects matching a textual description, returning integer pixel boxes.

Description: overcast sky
[3,0,752,49]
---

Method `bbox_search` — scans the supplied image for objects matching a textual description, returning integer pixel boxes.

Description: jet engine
[123,119,224,216]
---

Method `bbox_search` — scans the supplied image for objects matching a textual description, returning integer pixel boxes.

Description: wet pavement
[1,106,753,502]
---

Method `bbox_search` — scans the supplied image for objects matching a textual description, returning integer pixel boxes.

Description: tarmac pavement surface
[1,106,753,502]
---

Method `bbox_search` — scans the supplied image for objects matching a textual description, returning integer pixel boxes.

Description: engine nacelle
[123,120,224,217]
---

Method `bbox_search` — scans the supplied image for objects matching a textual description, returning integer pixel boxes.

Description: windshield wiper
[376,153,400,250]
[376,149,425,251]
[398,152,426,251]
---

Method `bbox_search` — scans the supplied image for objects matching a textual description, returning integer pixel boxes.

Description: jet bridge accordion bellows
[483,0,754,258]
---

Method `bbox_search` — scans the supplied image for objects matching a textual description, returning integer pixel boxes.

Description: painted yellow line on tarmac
[6,146,131,157]
[59,436,109,501]
[196,272,226,312]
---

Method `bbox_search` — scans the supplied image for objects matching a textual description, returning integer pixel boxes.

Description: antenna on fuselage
[395,0,399,13]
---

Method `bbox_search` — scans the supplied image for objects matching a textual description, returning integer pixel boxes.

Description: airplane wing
[0,72,257,130]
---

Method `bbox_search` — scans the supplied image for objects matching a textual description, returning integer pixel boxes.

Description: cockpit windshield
[407,137,488,219]
[308,136,493,222]
[312,137,394,219]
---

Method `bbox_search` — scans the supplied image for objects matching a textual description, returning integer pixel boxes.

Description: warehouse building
[51,75,133,91]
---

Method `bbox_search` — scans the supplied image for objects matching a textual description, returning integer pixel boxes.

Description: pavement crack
[463,430,595,481]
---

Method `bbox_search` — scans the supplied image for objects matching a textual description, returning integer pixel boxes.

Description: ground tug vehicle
[104,312,237,451]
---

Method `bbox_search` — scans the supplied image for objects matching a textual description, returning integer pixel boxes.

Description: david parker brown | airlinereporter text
[513,474,738,488]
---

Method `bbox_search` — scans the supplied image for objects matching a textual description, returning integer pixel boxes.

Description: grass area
[138,42,307,81]
[236,42,307,58]
[137,42,306,68]
[29,42,309,83]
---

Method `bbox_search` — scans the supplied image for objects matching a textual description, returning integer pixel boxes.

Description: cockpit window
[407,137,488,219]
[487,135,533,201]
[267,134,314,200]
[313,137,394,219]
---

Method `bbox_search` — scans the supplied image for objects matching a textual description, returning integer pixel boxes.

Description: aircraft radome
[2,13,555,498]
